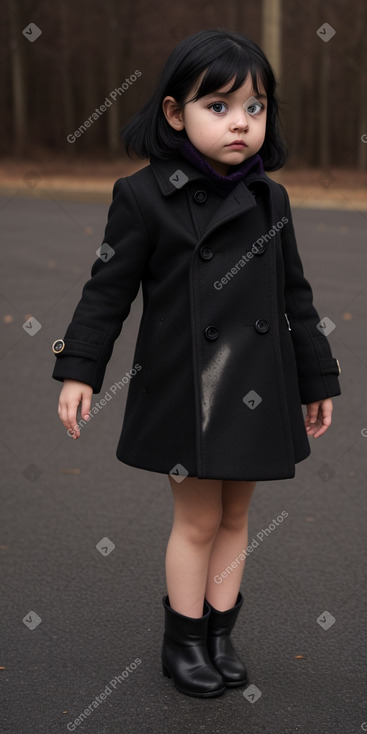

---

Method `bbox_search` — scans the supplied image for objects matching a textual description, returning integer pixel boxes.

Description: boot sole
[162,662,226,698]
[224,676,249,687]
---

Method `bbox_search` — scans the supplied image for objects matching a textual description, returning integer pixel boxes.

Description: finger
[64,398,81,438]
[81,393,91,422]
[305,403,320,426]
[58,394,80,439]
[306,412,319,431]
[312,409,332,438]
[312,424,328,438]
[66,424,79,439]
[306,420,322,436]
[58,399,70,430]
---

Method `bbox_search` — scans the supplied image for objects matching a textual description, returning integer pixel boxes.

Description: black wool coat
[52,153,342,481]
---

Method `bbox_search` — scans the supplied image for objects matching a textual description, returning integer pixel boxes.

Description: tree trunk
[106,0,120,155]
[106,0,134,156]
[261,0,281,80]
[79,2,98,150]
[318,41,330,170]
[7,0,27,156]
[59,1,75,156]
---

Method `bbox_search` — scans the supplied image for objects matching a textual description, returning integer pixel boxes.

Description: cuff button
[52,339,65,354]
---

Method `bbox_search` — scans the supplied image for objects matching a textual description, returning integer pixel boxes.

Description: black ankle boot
[161,595,226,698]
[206,592,249,687]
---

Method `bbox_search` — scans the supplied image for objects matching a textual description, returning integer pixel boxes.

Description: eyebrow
[204,92,267,99]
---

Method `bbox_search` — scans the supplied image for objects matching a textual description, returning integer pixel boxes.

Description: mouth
[226,141,248,148]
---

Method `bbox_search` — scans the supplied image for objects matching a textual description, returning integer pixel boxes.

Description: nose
[229,108,249,132]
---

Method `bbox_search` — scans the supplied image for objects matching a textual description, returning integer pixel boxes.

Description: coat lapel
[150,153,272,241]
[199,181,257,239]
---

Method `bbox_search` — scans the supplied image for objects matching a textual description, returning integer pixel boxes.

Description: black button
[193,190,207,204]
[52,339,65,354]
[200,246,214,260]
[254,319,269,334]
[253,242,266,255]
[204,325,218,340]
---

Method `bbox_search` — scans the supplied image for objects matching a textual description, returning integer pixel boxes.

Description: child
[52,29,341,699]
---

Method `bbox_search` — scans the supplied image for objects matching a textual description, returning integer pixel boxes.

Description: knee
[178,511,222,545]
[220,506,250,533]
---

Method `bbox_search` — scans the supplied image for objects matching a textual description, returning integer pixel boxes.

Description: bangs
[187,48,266,103]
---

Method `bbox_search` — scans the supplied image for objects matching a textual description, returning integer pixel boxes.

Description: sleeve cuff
[320,357,342,376]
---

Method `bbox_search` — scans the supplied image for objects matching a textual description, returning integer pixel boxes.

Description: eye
[208,102,227,114]
[244,98,264,116]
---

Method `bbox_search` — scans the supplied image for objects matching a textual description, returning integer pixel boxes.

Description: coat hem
[115,446,311,481]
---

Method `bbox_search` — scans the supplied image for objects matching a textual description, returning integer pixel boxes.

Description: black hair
[121,28,287,170]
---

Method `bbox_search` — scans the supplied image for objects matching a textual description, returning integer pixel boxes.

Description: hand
[58,379,93,439]
[305,398,333,438]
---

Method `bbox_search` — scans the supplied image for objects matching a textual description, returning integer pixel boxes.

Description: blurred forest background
[1,0,366,173]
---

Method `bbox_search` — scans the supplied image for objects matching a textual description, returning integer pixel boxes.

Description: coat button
[193,189,207,204]
[52,339,65,354]
[204,325,218,340]
[253,242,266,255]
[200,246,214,260]
[254,319,269,333]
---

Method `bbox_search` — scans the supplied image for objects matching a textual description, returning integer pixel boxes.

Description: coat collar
[149,153,274,241]
[149,152,272,197]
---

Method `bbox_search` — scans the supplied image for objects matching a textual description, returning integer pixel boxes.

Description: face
[162,70,267,176]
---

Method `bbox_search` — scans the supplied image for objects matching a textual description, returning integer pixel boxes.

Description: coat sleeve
[278,183,341,404]
[51,177,152,394]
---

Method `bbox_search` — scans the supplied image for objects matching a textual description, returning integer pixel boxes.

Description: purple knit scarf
[179,139,265,196]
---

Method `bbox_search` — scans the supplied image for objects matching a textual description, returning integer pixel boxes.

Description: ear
[162,96,185,130]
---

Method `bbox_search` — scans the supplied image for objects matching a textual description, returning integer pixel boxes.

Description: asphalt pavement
[0,191,366,734]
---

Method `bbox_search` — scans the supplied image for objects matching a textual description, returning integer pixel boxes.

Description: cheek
[191,119,214,138]
[185,110,207,133]
[254,119,267,139]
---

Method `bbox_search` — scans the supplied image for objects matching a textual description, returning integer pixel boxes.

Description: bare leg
[165,475,223,618]
[205,480,256,610]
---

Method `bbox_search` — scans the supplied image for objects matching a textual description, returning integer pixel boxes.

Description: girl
[52,29,341,699]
